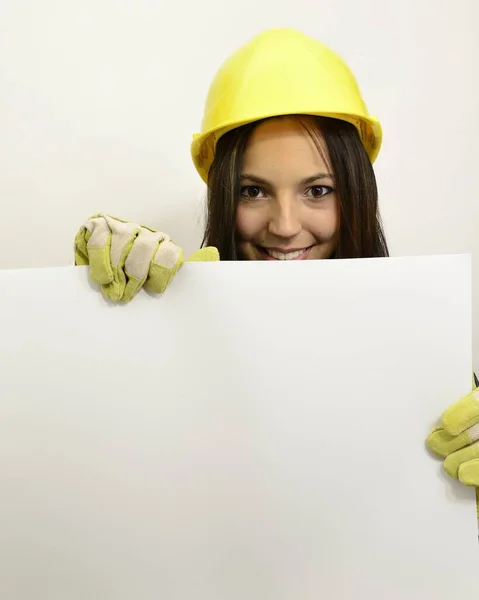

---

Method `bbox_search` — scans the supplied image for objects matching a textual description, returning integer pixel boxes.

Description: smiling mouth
[258,246,314,261]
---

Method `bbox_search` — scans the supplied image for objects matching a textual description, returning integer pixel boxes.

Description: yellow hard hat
[191,28,382,183]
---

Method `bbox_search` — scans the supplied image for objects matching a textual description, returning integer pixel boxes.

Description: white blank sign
[0,255,478,599]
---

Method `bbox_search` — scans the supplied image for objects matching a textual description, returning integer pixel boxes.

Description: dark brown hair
[202,115,389,260]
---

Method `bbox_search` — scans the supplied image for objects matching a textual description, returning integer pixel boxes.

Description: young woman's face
[236,117,340,261]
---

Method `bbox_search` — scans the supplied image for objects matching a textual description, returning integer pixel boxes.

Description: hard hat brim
[191,111,382,184]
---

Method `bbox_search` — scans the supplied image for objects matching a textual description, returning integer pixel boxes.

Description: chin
[309,246,336,260]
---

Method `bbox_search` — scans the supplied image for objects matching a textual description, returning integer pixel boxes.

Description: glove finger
[74,227,91,266]
[187,247,220,262]
[426,427,475,457]
[444,442,479,479]
[441,388,479,436]
[122,228,165,303]
[104,214,142,269]
[458,459,479,487]
[101,215,142,301]
[77,215,115,285]
[144,238,184,294]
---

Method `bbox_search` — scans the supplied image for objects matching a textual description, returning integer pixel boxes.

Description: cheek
[235,205,266,240]
[307,202,340,237]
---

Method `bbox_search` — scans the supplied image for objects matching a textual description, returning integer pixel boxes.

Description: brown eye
[306,185,333,199]
[240,185,265,199]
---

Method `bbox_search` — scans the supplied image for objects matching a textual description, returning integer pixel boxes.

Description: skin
[236,117,340,261]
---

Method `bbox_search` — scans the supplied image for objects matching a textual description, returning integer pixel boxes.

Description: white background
[1,1,478,368]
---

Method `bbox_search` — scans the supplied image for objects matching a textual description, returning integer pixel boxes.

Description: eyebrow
[240,172,334,185]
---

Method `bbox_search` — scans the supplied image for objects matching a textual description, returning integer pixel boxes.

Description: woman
[74,28,479,525]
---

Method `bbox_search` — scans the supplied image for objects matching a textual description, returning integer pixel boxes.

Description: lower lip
[258,246,313,261]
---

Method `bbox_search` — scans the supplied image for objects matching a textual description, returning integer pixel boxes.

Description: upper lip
[260,246,311,253]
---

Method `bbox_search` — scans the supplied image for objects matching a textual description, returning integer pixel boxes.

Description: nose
[267,195,302,239]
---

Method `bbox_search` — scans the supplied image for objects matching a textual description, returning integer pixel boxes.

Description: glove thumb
[187,247,220,262]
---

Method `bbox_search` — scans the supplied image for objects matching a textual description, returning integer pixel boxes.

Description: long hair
[202,116,389,260]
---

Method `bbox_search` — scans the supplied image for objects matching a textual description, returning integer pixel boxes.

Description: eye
[305,185,334,199]
[240,185,266,200]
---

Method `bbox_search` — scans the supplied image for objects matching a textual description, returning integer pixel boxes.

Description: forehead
[242,117,331,178]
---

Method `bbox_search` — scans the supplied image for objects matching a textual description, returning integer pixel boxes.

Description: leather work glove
[427,383,479,517]
[74,213,219,303]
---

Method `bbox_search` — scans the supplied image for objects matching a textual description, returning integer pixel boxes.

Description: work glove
[427,384,479,516]
[74,213,219,303]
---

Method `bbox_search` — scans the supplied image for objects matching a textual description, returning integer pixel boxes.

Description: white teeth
[266,248,307,260]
